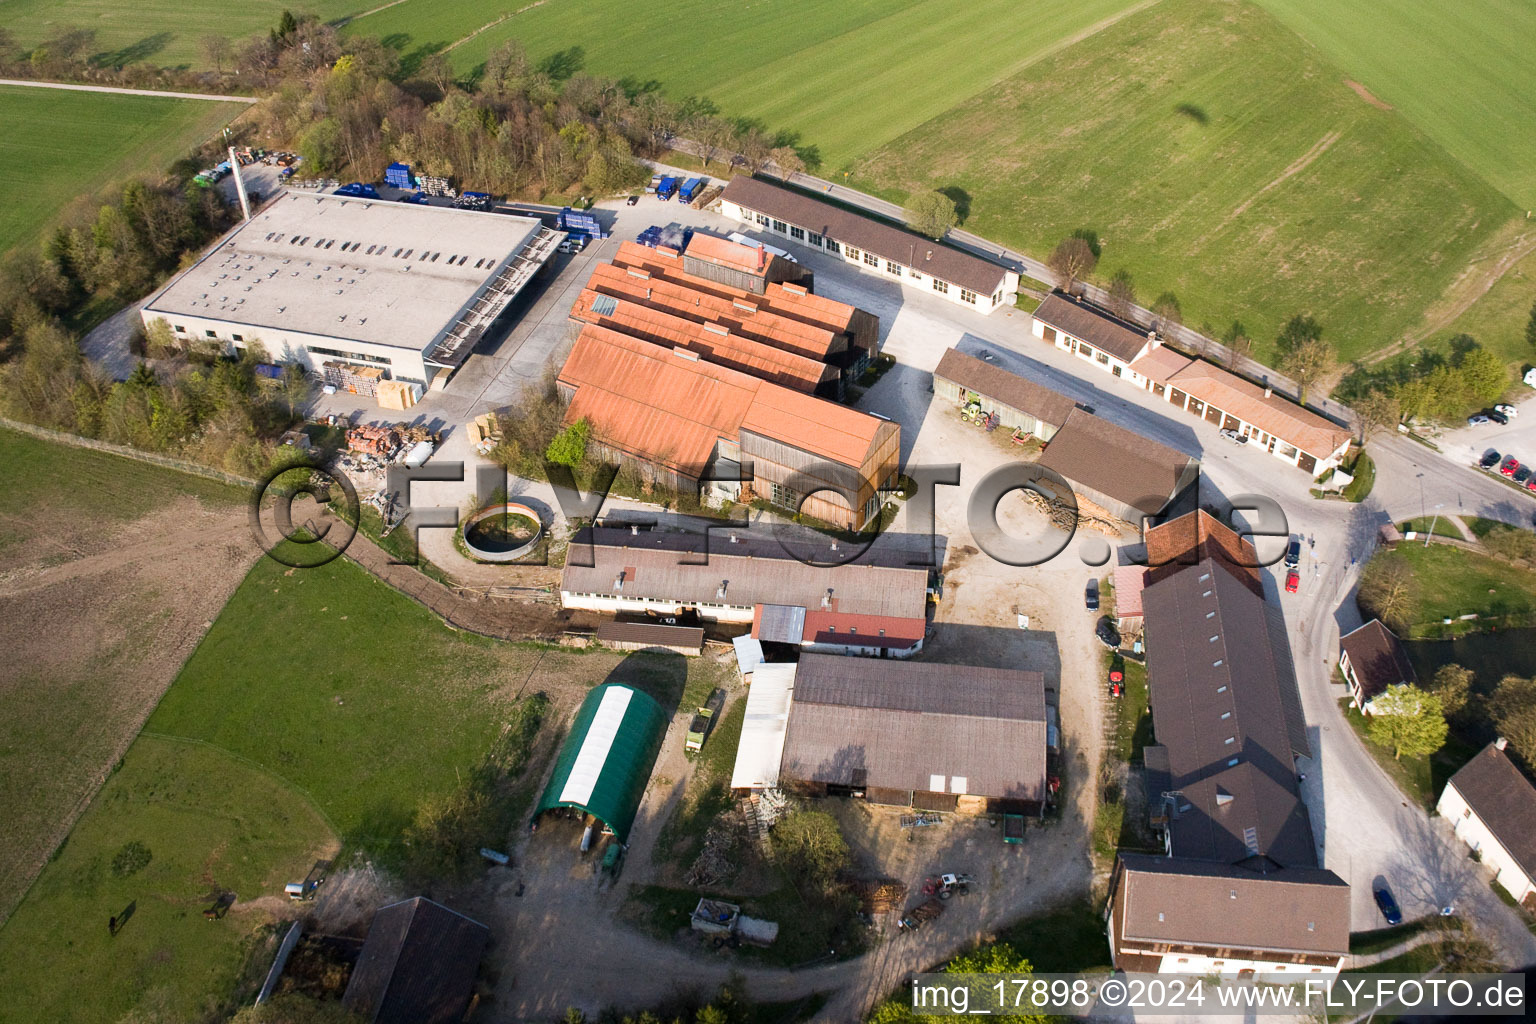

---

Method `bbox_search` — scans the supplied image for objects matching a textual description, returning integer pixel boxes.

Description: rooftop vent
[717,581,727,599]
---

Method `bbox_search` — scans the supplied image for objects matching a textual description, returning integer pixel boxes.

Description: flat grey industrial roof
[145,192,543,352]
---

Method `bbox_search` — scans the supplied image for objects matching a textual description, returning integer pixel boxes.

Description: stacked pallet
[322,361,384,397]
[418,175,457,198]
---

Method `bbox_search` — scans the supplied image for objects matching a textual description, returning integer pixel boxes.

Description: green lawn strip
[998,900,1114,974]
[1398,516,1462,539]
[0,86,245,257]
[1336,699,1477,810]
[0,736,334,1024]
[853,0,1515,362]
[3,0,367,70]
[1377,543,1536,637]
[1251,0,1536,209]
[1464,516,1509,540]
[657,683,744,870]
[1427,242,1536,370]
[1349,918,1436,956]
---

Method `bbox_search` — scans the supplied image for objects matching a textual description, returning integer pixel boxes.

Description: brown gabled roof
[933,348,1076,429]
[1143,509,1263,597]
[569,288,833,392]
[1037,408,1198,517]
[1113,564,1146,618]
[719,177,1010,294]
[1339,619,1416,702]
[594,621,705,649]
[780,653,1047,801]
[1117,855,1350,957]
[1033,292,1156,363]
[1155,358,1352,459]
[343,897,489,1024]
[1447,743,1536,881]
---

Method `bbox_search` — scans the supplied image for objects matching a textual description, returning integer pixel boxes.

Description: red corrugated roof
[558,324,888,472]
[800,609,924,648]
[684,232,769,275]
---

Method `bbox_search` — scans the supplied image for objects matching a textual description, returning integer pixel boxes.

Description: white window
[789,226,804,240]
[771,219,787,232]
[809,233,823,247]
[933,280,948,294]
[755,214,768,226]
[844,245,859,260]
[863,252,878,267]
[960,288,977,304]
[886,260,902,276]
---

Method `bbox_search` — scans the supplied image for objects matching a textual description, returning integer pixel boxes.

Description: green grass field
[1252,0,1536,210]
[2,0,367,70]
[1373,542,1536,638]
[0,736,336,1024]
[0,86,245,257]
[854,0,1516,362]
[1430,244,1536,369]
[428,0,1147,170]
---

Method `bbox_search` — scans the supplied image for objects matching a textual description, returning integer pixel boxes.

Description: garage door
[912,791,960,812]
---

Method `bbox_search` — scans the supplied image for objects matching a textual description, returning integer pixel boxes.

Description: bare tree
[1281,336,1337,405]
[200,34,232,74]
[1221,320,1252,371]
[1358,556,1413,630]
[694,118,735,170]
[1353,390,1400,446]
[1106,269,1136,320]
[1047,237,1097,294]
[734,125,772,174]
[1150,292,1182,336]
[767,145,803,180]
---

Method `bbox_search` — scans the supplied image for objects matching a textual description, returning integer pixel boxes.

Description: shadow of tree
[538,45,585,82]
[93,32,173,68]
[938,186,972,225]
[1174,102,1208,124]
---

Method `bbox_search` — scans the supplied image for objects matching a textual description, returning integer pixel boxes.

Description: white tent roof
[558,685,633,804]
[729,662,796,789]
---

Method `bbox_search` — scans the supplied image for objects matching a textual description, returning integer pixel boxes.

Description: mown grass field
[0,86,245,257]
[853,0,1517,363]
[0,738,336,1024]
[2,0,366,70]
[1252,0,1536,210]
[431,0,1148,170]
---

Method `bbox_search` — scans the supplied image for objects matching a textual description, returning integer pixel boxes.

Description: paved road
[0,78,256,103]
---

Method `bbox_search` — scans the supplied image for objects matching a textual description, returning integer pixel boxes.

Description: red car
[1285,569,1301,593]
[1501,458,1521,477]
[1527,477,1536,492]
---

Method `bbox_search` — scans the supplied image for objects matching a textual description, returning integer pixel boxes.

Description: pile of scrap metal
[347,425,403,457]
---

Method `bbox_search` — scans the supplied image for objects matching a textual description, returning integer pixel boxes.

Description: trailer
[677,177,706,204]
[897,898,944,932]
[690,899,778,946]
[656,176,679,200]
[1002,813,1026,844]
[686,688,727,752]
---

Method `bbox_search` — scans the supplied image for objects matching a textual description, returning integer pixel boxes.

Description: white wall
[559,591,756,624]
[140,309,431,382]
[720,200,1016,314]
[1438,784,1536,902]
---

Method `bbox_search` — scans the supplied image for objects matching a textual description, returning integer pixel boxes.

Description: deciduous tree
[200,34,232,73]
[906,191,958,240]
[1365,684,1447,760]
[1150,291,1182,335]
[1353,390,1400,446]
[769,809,848,891]
[1358,555,1413,630]
[1426,664,1472,718]
[545,417,590,468]
[1488,675,1536,764]
[1047,236,1096,294]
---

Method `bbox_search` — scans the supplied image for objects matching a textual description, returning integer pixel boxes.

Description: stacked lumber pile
[850,879,908,913]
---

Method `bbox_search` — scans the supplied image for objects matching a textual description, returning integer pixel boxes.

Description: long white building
[141,191,560,386]
[718,177,1019,314]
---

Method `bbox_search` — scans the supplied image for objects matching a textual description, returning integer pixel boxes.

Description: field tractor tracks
[1203,130,1342,243]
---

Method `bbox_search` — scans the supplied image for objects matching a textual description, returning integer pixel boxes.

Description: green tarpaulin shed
[534,683,669,842]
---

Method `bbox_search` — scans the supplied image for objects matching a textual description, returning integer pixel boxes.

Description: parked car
[1373,884,1403,926]
[1220,427,1248,444]
[1085,580,1099,611]
[1285,569,1301,594]
[1495,404,1518,418]
[1480,450,1503,469]
[1501,457,1521,477]
[1515,466,1533,484]
[1527,477,1536,492]
[1284,537,1302,569]
[1490,410,1509,425]
[1095,618,1120,650]
[1468,414,1491,426]
[626,195,639,206]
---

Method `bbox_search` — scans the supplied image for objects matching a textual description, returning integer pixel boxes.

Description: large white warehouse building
[141,191,560,386]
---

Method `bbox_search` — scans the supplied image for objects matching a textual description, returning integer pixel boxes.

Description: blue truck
[677,177,706,204]
[334,182,381,199]
[656,176,679,200]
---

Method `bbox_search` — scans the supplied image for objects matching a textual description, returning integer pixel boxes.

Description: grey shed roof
[1038,408,1199,517]
[779,653,1047,801]
[561,527,930,621]
[719,177,1010,294]
[933,348,1077,428]
[1117,854,1350,956]
[1447,743,1536,881]
[1142,555,1315,867]
[1033,292,1156,363]
[342,897,489,1024]
[757,604,808,643]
